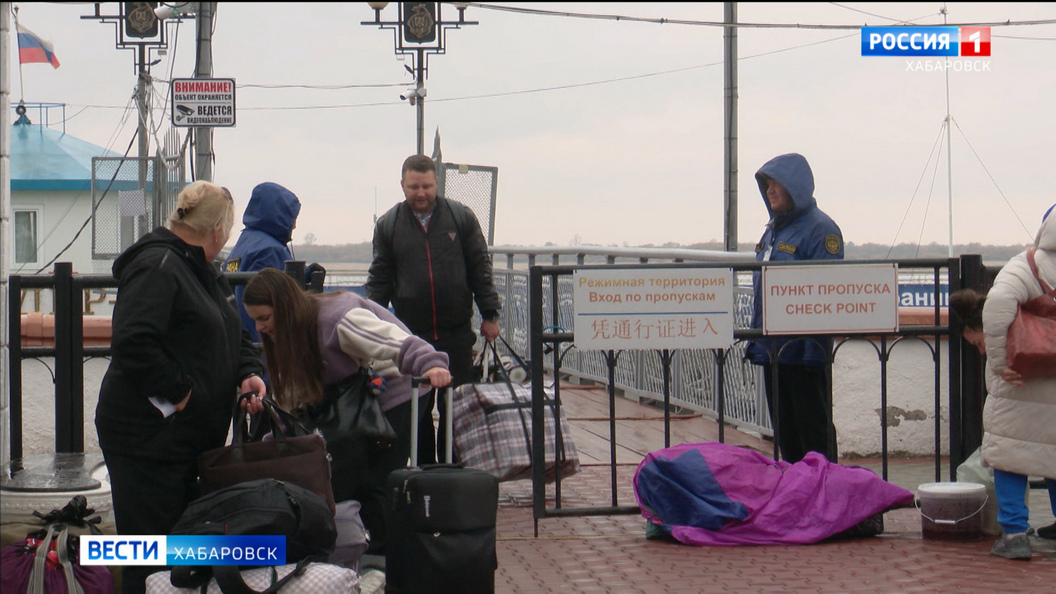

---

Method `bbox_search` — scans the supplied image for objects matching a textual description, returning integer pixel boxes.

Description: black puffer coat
[96,227,263,461]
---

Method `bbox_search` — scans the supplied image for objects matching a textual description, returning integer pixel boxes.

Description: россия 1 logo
[861,26,991,57]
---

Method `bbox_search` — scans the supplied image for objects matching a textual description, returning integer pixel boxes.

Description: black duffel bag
[168,478,337,590]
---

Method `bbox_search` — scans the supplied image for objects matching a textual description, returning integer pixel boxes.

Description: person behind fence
[241,267,451,558]
[225,182,302,343]
[95,181,267,593]
[948,204,1056,561]
[366,153,502,465]
[745,152,844,464]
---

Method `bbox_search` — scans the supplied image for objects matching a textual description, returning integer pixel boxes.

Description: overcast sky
[7,2,1056,250]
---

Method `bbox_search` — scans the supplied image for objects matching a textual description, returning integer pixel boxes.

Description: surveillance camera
[155,2,198,20]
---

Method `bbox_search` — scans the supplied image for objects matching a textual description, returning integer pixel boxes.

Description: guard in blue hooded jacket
[225,182,301,342]
[745,153,844,463]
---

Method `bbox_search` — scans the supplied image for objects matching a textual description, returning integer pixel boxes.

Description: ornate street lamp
[81,3,192,242]
[361,2,477,155]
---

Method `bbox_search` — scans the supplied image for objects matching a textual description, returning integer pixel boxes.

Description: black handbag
[302,368,398,456]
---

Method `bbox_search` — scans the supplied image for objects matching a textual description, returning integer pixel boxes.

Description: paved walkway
[491,386,1056,593]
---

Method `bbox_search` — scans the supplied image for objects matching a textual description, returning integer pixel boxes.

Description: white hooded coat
[980,205,1056,478]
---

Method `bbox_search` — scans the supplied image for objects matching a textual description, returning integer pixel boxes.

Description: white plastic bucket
[916,482,987,542]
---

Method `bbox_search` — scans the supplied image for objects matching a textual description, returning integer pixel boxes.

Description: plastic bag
[955,447,1005,536]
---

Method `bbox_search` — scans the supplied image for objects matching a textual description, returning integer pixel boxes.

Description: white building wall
[833,336,951,458]
[11,189,99,274]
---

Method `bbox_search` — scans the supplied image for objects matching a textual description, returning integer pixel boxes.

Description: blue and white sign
[861,27,958,57]
[81,535,286,566]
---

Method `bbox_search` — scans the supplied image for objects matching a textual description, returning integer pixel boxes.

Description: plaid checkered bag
[452,381,580,483]
[146,560,359,593]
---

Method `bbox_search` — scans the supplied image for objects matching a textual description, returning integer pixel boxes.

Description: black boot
[1037,522,1056,539]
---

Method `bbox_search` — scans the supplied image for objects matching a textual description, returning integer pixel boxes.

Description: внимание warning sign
[171,78,236,127]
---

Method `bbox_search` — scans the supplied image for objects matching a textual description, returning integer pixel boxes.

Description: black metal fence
[5,261,320,460]
[6,255,997,529]
[526,255,996,527]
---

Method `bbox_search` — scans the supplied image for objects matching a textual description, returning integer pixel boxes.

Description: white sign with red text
[171,78,236,127]
[762,263,899,335]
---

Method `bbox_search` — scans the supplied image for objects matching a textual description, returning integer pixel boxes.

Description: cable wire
[916,121,949,258]
[464,3,1056,29]
[13,91,139,274]
[950,118,1035,242]
[886,123,947,258]
[238,83,406,90]
[29,129,140,274]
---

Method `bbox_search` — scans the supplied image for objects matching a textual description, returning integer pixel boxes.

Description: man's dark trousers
[761,362,838,464]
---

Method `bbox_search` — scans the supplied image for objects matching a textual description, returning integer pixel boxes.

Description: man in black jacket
[367,154,501,464]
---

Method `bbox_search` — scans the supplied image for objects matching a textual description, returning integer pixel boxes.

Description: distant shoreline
[290,241,1032,269]
[313,262,371,274]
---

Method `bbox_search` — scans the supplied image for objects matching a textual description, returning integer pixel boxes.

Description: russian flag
[17,24,61,69]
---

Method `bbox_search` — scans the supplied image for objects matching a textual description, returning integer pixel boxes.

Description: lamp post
[82,2,179,244]
[361,2,476,155]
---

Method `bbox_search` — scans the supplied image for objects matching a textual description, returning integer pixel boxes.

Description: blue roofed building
[10,104,184,275]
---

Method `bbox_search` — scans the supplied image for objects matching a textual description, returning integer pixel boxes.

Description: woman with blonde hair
[242,267,450,558]
[96,181,266,593]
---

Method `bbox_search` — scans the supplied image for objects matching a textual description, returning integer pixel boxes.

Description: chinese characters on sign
[572,268,735,351]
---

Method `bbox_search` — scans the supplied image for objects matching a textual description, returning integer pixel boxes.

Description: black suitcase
[385,383,499,594]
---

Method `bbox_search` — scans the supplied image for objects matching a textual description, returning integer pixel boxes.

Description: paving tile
[495,464,1056,593]
[492,388,1056,593]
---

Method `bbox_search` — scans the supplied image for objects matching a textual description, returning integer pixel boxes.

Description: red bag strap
[1026,248,1055,294]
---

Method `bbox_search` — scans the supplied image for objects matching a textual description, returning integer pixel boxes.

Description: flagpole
[12,5,24,102]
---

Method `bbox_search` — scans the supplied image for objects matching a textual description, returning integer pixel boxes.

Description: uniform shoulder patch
[825,234,842,255]
[226,258,240,273]
[755,242,765,253]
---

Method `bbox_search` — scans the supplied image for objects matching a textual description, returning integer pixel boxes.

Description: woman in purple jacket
[242,268,450,557]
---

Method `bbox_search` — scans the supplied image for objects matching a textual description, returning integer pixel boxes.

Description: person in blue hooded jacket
[745,153,844,463]
[225,182,301,342]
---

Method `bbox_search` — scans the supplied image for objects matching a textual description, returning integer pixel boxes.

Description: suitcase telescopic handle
[408,377,453,466]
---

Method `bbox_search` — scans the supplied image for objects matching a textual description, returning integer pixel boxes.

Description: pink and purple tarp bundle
[634,441,915,546]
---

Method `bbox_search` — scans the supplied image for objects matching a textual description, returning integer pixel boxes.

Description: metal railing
[5,261,319,460]
[521,253,995,528]
[6,250,997,530]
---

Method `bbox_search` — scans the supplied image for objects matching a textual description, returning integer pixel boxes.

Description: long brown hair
[242,268,325,409]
